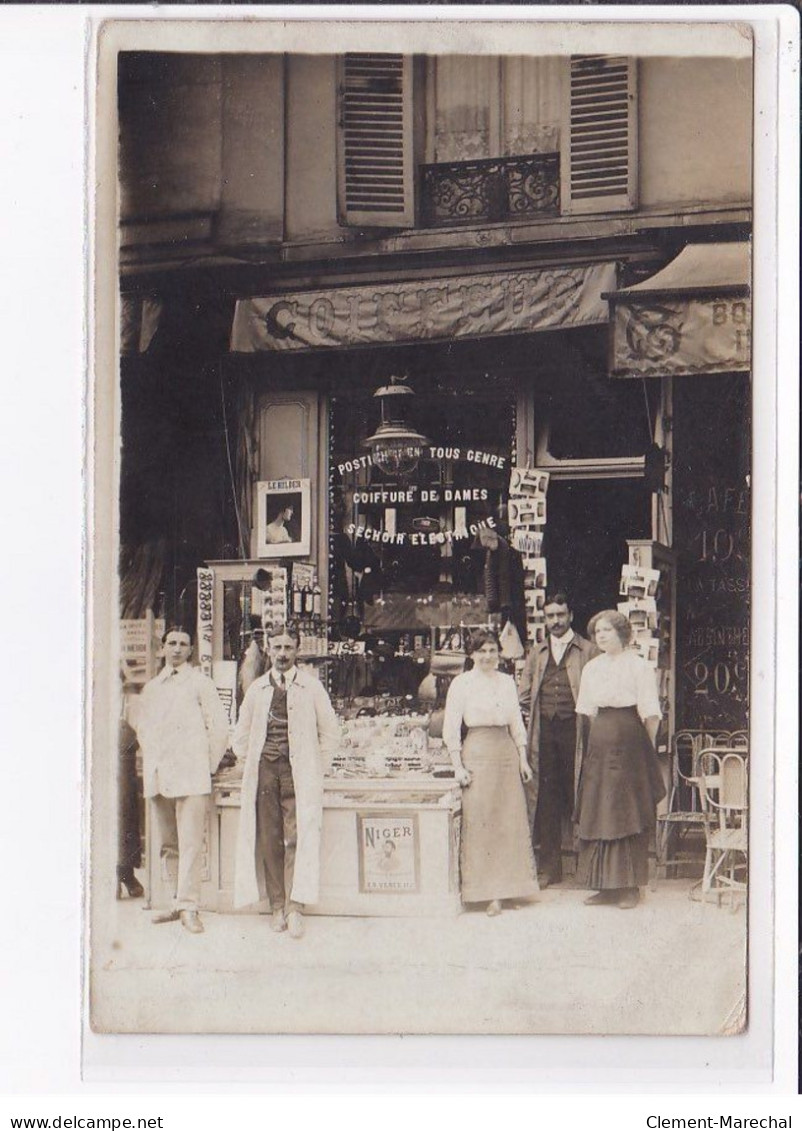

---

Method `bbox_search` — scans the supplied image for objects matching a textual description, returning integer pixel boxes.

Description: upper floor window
[337,53,637,229]
[427,56,562,164]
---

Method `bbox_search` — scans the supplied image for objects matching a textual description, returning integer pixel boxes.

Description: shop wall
[255,389,325,573]
[118,54,223,222]
[119,53,286,247]
[118,284,241,623]
[118,53,752,254]
[639,57,752,208]
[276,54,753,242]
[218,55,285,245]
[284,55,339,242]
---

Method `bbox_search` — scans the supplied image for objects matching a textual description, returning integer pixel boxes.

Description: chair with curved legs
[697,749,748,909]
[656,729,746,878]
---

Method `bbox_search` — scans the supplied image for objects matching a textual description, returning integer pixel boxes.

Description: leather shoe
[180,910,204,934]
[152,910,181,925]
[287,910,305,939]
[617,888,640,910]
[271,909,287,933]
[583,890,617,906]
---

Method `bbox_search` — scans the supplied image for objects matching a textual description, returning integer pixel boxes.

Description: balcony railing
[420,152,560,228]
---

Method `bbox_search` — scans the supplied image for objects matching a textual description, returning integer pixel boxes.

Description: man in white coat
[136,626,230,933]
[233,624,340,939]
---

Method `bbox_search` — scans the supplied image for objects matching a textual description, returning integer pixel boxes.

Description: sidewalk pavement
[91,879,746,1036]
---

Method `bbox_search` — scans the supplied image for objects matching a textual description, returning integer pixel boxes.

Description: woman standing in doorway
[443,628,539,916]
[574,610,665,910]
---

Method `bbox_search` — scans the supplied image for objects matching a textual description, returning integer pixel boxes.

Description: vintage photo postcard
[90,15,762,1039]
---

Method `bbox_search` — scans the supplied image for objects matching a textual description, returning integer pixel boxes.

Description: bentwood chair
[697,749,748,910]
[655,729,747,878]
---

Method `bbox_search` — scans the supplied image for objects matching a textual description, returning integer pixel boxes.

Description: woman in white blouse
[574,611,666,910]
[443,628,539,916]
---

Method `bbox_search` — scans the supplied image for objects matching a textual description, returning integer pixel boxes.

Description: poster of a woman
[256,479,311,557]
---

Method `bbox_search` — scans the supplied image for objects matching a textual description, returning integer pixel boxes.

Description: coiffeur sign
[230,263,616,352]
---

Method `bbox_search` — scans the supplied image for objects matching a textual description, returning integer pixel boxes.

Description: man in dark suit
[518,592,595,887]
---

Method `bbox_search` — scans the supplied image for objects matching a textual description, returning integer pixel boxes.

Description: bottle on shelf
[302,580,314,617]
[312,576,322,618]
[291,575,303,617]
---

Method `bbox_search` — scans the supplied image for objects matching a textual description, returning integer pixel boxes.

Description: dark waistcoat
[539,649,576,721]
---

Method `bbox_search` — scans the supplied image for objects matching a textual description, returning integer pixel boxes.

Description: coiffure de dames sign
[230,263,616,352]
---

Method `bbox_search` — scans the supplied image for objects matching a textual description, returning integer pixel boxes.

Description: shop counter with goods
[146,710,463,918]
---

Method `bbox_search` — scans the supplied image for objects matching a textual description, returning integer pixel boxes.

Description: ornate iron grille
[420,152,560,227]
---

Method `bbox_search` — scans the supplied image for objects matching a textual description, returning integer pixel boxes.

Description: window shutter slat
[337,54,415,227]
[561,55,638,215]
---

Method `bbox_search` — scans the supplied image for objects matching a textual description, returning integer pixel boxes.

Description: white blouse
[574,650,662,722]
[442,669,528,756]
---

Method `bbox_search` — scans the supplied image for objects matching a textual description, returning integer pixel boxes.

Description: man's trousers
[255,755,301,912]
[149,793,208,911]
[534,715,577,883]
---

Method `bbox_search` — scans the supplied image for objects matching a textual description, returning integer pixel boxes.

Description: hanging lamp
[363,375,429,477]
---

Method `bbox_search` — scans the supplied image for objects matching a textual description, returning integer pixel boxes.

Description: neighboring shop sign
[606,241,751,379]
[197,567,214,678]
[610,296,751,378]
[231,263,617,352]
[673,376,750,733]
[357,813,420,893]
[120,616,164,684]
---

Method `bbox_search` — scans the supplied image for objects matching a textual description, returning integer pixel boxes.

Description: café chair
[655,729,747,879]
[697,749,748,910]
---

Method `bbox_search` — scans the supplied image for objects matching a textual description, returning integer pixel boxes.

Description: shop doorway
[543,478,652,636]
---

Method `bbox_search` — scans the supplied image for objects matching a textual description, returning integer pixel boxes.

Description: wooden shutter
[561,56,637,214]
[337,54,415,227]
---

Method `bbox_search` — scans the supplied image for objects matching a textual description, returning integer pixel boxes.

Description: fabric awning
[606,241,751,378]
[230,262,618,353]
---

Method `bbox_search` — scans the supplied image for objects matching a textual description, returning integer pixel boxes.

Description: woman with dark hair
[265,503,295,545]
[443,627,538,916]
[574,610,665,910]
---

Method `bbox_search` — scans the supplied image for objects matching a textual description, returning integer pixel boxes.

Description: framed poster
[357,812,420,894]
[255,478,311,558]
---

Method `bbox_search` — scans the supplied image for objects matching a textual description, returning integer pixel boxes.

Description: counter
[147,769,463,918]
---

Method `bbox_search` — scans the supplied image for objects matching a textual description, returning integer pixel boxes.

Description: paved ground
[91,878,746,1036]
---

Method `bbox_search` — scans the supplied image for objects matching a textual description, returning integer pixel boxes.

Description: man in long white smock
[233,625,340,939]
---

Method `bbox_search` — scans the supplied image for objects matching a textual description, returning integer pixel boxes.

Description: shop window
[329,387,515,704]
[534,357,659,477]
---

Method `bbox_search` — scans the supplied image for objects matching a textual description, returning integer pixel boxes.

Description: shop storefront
[137,239,749,915]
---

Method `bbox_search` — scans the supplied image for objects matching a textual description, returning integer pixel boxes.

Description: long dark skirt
[575,706,665,891]
[460,726,539,903]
